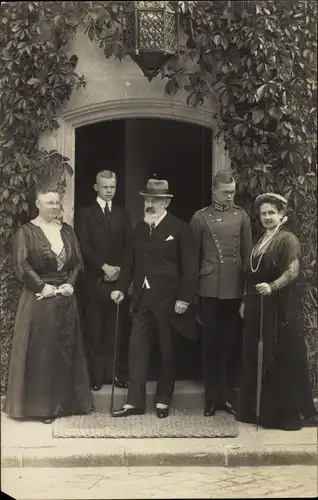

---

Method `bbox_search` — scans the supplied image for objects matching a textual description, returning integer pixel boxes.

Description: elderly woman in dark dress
[4,185,92,423]
[237,193,317,430]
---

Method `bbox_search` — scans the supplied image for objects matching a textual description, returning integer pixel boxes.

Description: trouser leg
[201,297,220,404]
[116,301,130,380]
[126,297,154,409]
[103,301,122,381]
[153,310,176,406]
[84,294,104,386]
[218,299,241,404]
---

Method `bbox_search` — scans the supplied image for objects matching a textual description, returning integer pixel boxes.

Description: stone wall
[40,25,230,226]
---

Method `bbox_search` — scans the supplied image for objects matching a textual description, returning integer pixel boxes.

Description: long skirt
[4,286,92,418]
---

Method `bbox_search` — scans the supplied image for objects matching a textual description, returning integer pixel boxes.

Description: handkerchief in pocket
[165,235,174,241]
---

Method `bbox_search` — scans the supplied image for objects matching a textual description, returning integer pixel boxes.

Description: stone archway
[40,97,230,225]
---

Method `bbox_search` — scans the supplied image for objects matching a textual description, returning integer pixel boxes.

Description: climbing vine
[0,1,89,394]
[0,1,317,394]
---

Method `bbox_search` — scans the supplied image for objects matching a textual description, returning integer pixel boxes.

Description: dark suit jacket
[117,213,197,331]
[76,202,133,285]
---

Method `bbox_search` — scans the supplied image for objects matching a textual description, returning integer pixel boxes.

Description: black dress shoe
[92,384,102,391]
[204,403,216,417]
[156,407,169,419]
[111,406,145,417]
[105,377,129,389]
[218,401,237,416]
[41,417,55,424]
[114,377,129,389]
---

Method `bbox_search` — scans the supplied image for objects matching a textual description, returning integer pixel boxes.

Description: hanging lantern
[123,1,179,81]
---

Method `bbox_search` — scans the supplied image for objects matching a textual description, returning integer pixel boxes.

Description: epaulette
[232,204,244,211]
[196,206,209,213]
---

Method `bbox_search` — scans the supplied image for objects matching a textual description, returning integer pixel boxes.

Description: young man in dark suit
[190,170,252,417]
[76,170,132,391]
[111,178,197,418]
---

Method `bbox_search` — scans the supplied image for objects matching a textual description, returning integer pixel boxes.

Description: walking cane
[110,301,120,415]
[255,294,264,431]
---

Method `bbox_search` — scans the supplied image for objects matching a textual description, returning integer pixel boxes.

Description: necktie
[149,223,155,235]
[104,202,110,219]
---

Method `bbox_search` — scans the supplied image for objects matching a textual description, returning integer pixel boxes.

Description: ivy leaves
[0,1,87,247]
[85,1,126,60]
[164,1,317,193]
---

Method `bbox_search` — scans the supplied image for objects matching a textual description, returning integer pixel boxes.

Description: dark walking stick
[256,294,264,431]
[110,301,120,415]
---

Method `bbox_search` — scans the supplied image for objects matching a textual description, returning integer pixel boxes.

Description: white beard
[144,212,159,225]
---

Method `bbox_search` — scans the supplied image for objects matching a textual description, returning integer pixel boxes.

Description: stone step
[92,380,205,412]
[1,381,240,413]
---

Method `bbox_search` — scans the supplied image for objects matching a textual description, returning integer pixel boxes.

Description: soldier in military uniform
[190,170,252,417]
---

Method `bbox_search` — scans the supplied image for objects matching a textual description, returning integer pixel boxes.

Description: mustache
[145,207,156,213]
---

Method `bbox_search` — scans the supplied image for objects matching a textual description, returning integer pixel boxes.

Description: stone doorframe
[41,97,230,226]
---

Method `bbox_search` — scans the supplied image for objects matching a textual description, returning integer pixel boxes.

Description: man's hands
[111,290,124,304]
[102,263,120,282]
[174,300,189,315]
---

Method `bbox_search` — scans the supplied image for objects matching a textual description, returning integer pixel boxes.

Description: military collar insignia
[214,200,230,212]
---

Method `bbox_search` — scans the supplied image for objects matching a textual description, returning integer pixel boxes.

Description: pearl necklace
[250,226,281,273]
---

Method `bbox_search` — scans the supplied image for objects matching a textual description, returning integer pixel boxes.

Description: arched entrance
[45,97,230,226]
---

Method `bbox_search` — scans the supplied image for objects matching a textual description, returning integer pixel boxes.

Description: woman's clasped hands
[36,283,74,300]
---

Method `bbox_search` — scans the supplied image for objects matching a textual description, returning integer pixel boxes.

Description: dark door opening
[74,118,212,381]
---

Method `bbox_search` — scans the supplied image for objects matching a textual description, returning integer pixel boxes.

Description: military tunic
[190,201,252,405]
[190,202,252,300]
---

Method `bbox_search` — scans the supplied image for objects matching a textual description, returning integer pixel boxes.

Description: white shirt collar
[96,196,112,211]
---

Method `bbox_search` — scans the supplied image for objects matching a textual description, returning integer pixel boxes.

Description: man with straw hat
[111,178,197,418]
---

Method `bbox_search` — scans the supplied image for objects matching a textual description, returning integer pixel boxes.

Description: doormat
[52,409,239,438]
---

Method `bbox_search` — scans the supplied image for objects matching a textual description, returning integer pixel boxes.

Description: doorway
[74,118,212,223]
[74,118,213,380]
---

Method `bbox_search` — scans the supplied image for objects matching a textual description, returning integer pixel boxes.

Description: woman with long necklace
[236,193,316,430]
[4,185,92,423]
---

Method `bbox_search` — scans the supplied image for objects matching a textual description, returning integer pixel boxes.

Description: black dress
[237,228,316,429]
[4,222,93,419]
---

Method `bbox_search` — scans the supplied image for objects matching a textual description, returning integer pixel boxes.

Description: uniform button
[221,261,224,263]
